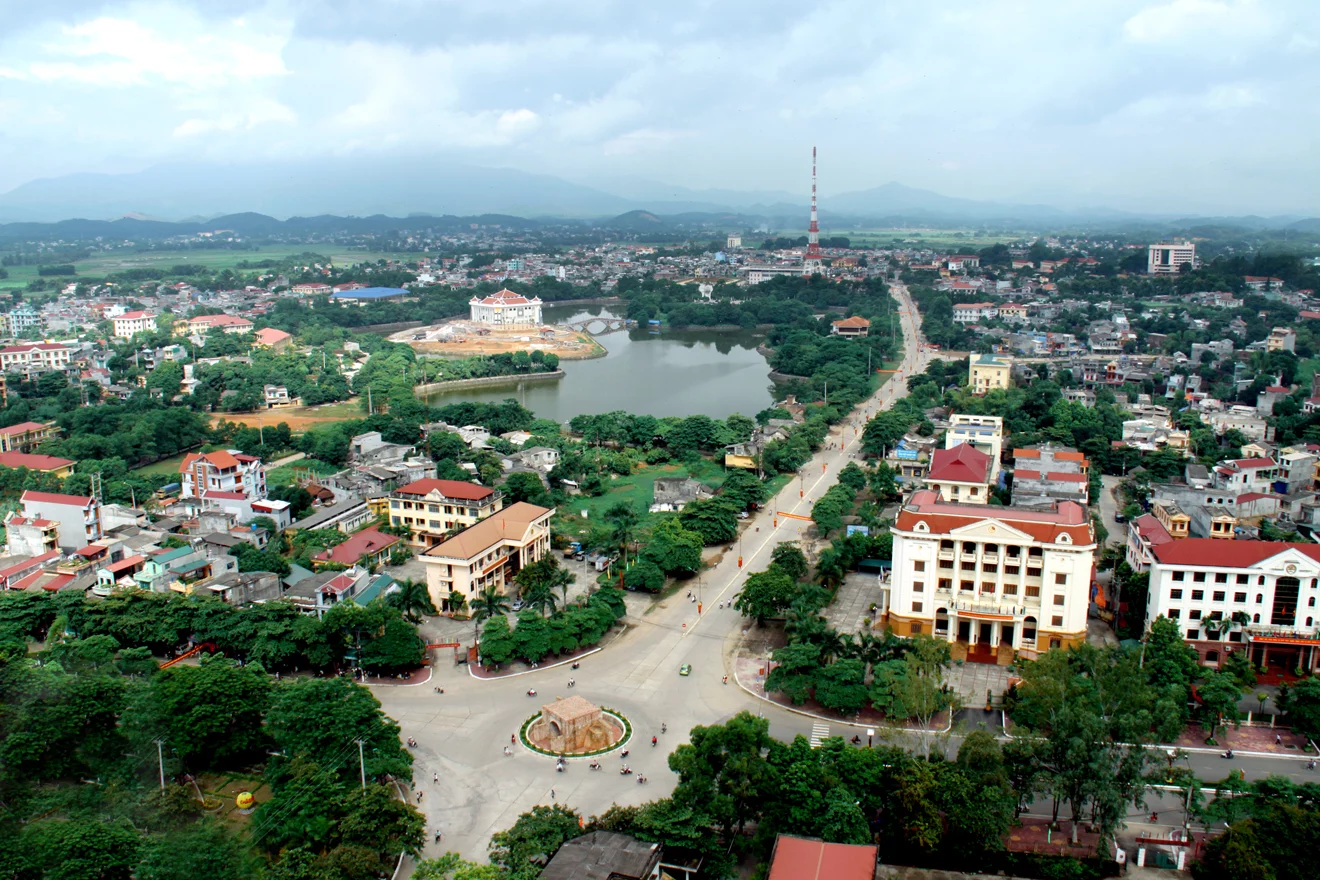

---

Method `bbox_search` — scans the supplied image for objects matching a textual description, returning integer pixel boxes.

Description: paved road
[372,282,931,864]
[1098,473,1124,547]
[368,289,1310,867]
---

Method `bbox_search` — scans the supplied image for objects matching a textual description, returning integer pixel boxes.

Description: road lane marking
[809,722,830,747]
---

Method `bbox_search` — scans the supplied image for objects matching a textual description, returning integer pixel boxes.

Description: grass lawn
[1298,357,1320,388]
[131,452,192,478]
[267,458,339,487]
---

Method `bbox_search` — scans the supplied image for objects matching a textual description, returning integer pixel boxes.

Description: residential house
[264,384,292,407]
[1213,457,1280,495]
[204,570,284,606]
[388,478,503,549]
[1011,444,1091,507]
[945,413,1004,479]
[4,514,61,556]
[288,498,374,535]
[830,316,871,337]
[419,502,554,609]
[312,527,400,569]
[182,314,255,335]
[251,327,293,350]
[968,353,1011,394]
[180,449,268,508]
[1267,327,1296,353]
[1127,514,1174,573]
[19,490,101,549]
[349,431,416,466]
[518,446,560,471]
[952,302,998,324]
[886,491,1097,661]
[540,832,662,880]
[650,477,714,513]
[766,835,876,880]
[924,443,991,504]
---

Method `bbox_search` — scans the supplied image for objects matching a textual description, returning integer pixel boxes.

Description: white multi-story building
[1148,242,1196,275]
[0,343,70,376]
[1146,539,1320,675]
[952,302,999,324]
[179,450,267,505]
[112,311,157,338]
[468,289,543,326]
[5,306,42,337]
[19,489,102,550]
[886,490,1096,661]
[945,413,1004,480]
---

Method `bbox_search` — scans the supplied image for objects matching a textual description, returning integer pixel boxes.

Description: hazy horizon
[2,1,1317,216]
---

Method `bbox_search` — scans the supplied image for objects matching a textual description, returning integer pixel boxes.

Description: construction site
[388,319,607,360]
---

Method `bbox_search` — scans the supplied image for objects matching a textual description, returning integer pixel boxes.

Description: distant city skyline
[1,1,1317,216]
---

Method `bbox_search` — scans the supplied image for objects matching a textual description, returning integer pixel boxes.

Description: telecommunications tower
[804,146,823,274]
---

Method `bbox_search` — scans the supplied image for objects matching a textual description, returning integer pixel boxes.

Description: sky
[0,0,1316,215]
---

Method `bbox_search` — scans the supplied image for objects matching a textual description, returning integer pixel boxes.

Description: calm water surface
[417,303,776,420]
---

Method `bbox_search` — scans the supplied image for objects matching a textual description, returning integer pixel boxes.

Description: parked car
[511,600,524,611]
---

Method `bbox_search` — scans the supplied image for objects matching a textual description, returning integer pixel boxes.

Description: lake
[417,303,776,421]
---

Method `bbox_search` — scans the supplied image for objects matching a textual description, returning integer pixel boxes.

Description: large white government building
[469,288,543,326]
[1146,539,1320,675]
[886,490,1096,663]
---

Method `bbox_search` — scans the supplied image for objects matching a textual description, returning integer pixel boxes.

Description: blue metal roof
[331,287,409,299]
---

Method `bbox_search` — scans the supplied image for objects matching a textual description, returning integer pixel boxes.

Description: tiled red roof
[927,443,990,484]
[768,835,877,880]
[202,490,247,500]
[314,528,399,565]
[0,452,74,471]
[474,288,539,306]
[395,478,494,501]
[0,421,52,436]
[832,316,871,328]
[1226,458,1276,469]
[22,490,93,507]
[1236,492,1275,502]
[1152,539,1320,568]
[896,490,1094,545]
[181,450,240,471]
[1132,514,1173,545]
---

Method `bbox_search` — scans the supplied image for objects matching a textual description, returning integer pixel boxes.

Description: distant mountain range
[0,157,1315,233]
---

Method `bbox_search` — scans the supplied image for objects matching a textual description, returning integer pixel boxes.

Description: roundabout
[519,696,631,759]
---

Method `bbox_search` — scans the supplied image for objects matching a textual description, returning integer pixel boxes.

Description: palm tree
[388,578,435,623]
[522,582,559,618]
[446,590,467,617]
[470,587,512,641]
[604,502,641,563]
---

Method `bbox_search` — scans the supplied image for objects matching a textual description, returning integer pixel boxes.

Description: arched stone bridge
[566,319,631,335]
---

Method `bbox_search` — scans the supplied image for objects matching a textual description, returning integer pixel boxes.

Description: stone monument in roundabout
[527,695,624,754]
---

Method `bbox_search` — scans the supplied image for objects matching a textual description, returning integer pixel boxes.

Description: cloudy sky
[0,0,1316,214]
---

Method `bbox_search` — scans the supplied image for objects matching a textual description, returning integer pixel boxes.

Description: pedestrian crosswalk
[809,722,830,748]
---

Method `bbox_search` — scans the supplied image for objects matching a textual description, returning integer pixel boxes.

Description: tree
[868,462,900,502]
[813,658,868,713]
[386,578,435,623]
[502,472,552,508]
[512,611,551,663]
[135,822,255,880]
[470,586,511,642]
[623,558,665,593]
[488,804,583,880]
[130,657,272,771]
[719,468,768,510]
[515,557,573,616]
[1278,676,1320,740]
[735,569,798,624]
[677,498,739,545]
[603,502,641,562]
[861,411,908,457]
[265,677,412,784]
[770,542,808,580]
[641,518,703,575]
[1199,671,1245,742]
[479,615,516,666]
[20,820,141,880]
[668,712,773,840]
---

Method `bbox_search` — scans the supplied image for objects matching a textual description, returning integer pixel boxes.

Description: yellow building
[420,502,554,610]
[0,451,75,478]
[387,478,504,549]
[969,354,1011,394]
[1152,500,1190,539]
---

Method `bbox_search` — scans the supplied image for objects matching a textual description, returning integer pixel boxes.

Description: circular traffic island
[520,695,630,758]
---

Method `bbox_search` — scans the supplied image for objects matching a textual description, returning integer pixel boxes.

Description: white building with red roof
[925,443,991,504]
[888,490,1096,661]
[1212,457,1280,494]
[1126,513,1173,573]
[830,315,871,338]
[0,343,70,376]
[111,310,157,339]
[179,449,267,507]
[468,288,543,327]
[18,490,102,550]
[388,478,503,548]
[183,313,255,335]
[1147,539,1320,674]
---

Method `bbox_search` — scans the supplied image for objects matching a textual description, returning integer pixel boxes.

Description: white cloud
[1123,0,1269,45]
[173,98,296,137]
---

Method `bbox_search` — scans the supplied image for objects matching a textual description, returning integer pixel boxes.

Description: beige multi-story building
[886,490,1096,663]
[420,501,554,610]
[945,413,1004,480]
[0,343,70,376]
[1148,242,1196,274]
[388,478,503,549]
[968,354,1011,394]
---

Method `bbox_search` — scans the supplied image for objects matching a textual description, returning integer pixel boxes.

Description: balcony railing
[1244,624,1320,643]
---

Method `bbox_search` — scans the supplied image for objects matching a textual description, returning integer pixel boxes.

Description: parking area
[822,571,884,635]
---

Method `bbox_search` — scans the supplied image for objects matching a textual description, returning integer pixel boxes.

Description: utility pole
[154,738,166,791]
[356,738,367,790]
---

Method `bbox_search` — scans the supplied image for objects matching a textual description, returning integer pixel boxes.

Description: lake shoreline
[415,370,566,396]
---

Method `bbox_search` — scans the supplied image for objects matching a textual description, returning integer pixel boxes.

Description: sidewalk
[1173,722,1312,754]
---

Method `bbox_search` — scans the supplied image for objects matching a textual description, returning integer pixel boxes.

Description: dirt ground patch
[210,399,364,430]
[391,320,606,360]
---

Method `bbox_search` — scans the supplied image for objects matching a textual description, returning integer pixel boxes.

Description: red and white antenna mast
[805,146,821,266]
